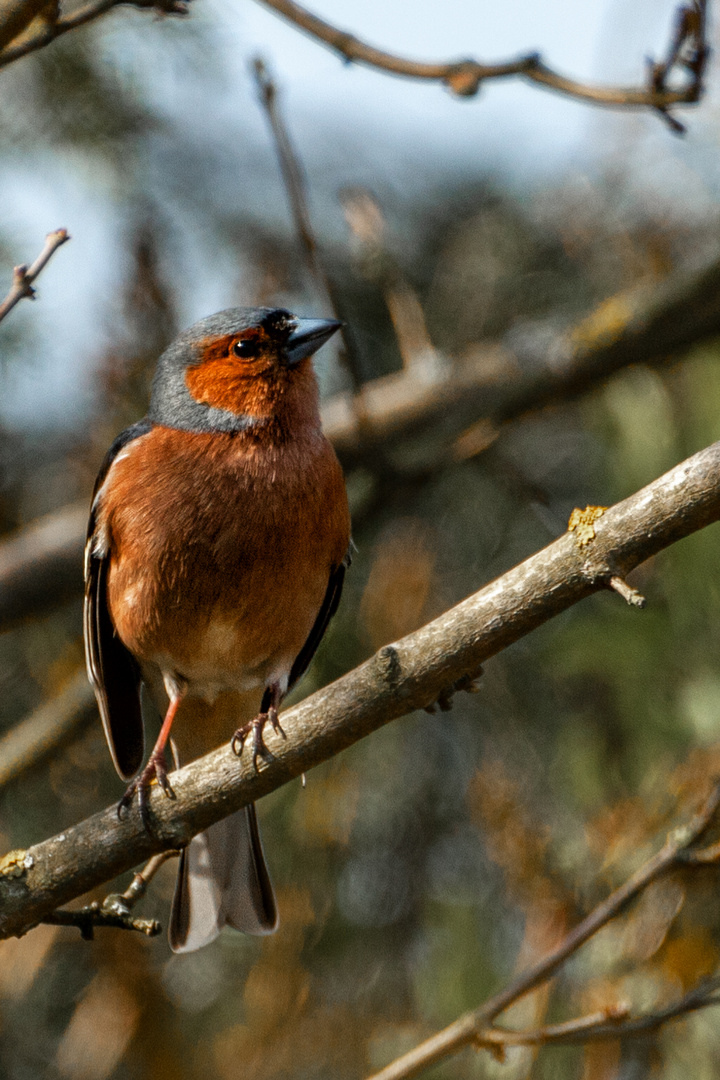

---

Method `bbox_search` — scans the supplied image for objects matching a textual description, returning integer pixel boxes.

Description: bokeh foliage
[2,9,720,1080]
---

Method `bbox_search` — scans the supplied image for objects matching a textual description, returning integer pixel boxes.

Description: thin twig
[476,979,720,1050]
[3,441,720,938]
[119,849,179,906]
[41,904,161,939]
[649,1,709,133]
[251,56,365,394]
[0,0,189,68]
[255,0,709,125]
[0,229,69,324]
[366,782,720,1080]
[608,574,646,608]
[40,849,178,939]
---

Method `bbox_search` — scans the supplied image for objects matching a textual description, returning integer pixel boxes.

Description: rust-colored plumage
[84,307,350,951]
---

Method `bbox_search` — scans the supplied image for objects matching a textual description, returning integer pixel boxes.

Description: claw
[232,706,286,771]
[117,751,175,830]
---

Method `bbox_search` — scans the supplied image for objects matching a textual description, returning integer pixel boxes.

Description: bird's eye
[232,339,260,359]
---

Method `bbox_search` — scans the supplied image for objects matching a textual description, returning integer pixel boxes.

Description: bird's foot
[231,707,286,771]
[117,750,175,828]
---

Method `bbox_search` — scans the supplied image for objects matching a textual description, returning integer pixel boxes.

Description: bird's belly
[110,548,325,701]
[149,611,297,702]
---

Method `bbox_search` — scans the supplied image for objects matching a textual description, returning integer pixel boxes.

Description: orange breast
[97,424,350,697]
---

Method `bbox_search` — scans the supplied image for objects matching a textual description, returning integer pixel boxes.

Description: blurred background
[3,1,720,1077]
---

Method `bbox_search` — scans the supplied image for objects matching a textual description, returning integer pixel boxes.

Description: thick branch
[2,441,720,938]
[255,0,708,120]
[0,229,69,323]
[327,250,720,473]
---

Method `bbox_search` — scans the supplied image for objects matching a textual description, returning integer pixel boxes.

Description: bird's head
[148,307,341,435]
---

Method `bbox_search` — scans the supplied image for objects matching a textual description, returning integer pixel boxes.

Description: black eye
[232,339,260,358]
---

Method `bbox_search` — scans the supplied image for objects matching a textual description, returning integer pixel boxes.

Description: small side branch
[0,228,69,324]
[255,0,709,126]
[40,850,178,940]
[476,979,720,1051]
[608,574,646,608]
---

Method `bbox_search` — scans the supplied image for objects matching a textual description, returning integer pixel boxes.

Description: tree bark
[2,439,720,939]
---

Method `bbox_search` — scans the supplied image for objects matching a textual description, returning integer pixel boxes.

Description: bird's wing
[286,545,352,694]
[83,418,152,780]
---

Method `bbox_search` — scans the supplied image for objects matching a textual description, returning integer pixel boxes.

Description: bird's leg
[118,687,185,825]
[231,682,286,771]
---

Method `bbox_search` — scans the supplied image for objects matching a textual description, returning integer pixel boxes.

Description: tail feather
[169,803,277,953]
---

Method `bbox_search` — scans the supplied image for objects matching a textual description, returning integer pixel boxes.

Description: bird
[83,306,351,952]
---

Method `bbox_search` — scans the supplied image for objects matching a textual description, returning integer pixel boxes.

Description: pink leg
[231,683,286,771]
[118,690,184,825]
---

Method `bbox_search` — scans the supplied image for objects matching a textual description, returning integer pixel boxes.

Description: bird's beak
[285,318,342,367]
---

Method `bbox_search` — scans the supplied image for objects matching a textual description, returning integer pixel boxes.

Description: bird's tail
[169,802,278,953]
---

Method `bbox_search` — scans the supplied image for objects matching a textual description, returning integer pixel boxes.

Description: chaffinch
[84,307,351,951]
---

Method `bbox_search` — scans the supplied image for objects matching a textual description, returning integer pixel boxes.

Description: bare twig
[41,903,160,938]
[649,0,709,133]
[251,56,365,393]
[255,0,709,125]
[0,670,95,791]
[40,850,178,939]
[476,979,720,1050]
[0,229,69,323]
[0,0,189,68]
[2,441,720,938]
[119,849,179,906]
[608,574,646,608]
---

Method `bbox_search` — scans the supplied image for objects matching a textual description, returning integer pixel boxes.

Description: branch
[327,247,720,473]
[0,0,189,67]
[0,669,95,791]
[0,229,69,323]
[40,850,177,938]
[2,440,720,938]
[475,979,720,1052]
[255,0,709,124]
[0,0,52,52]
[367,781,720,1079]
[251,56,365,394]
[0,500,87,633]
